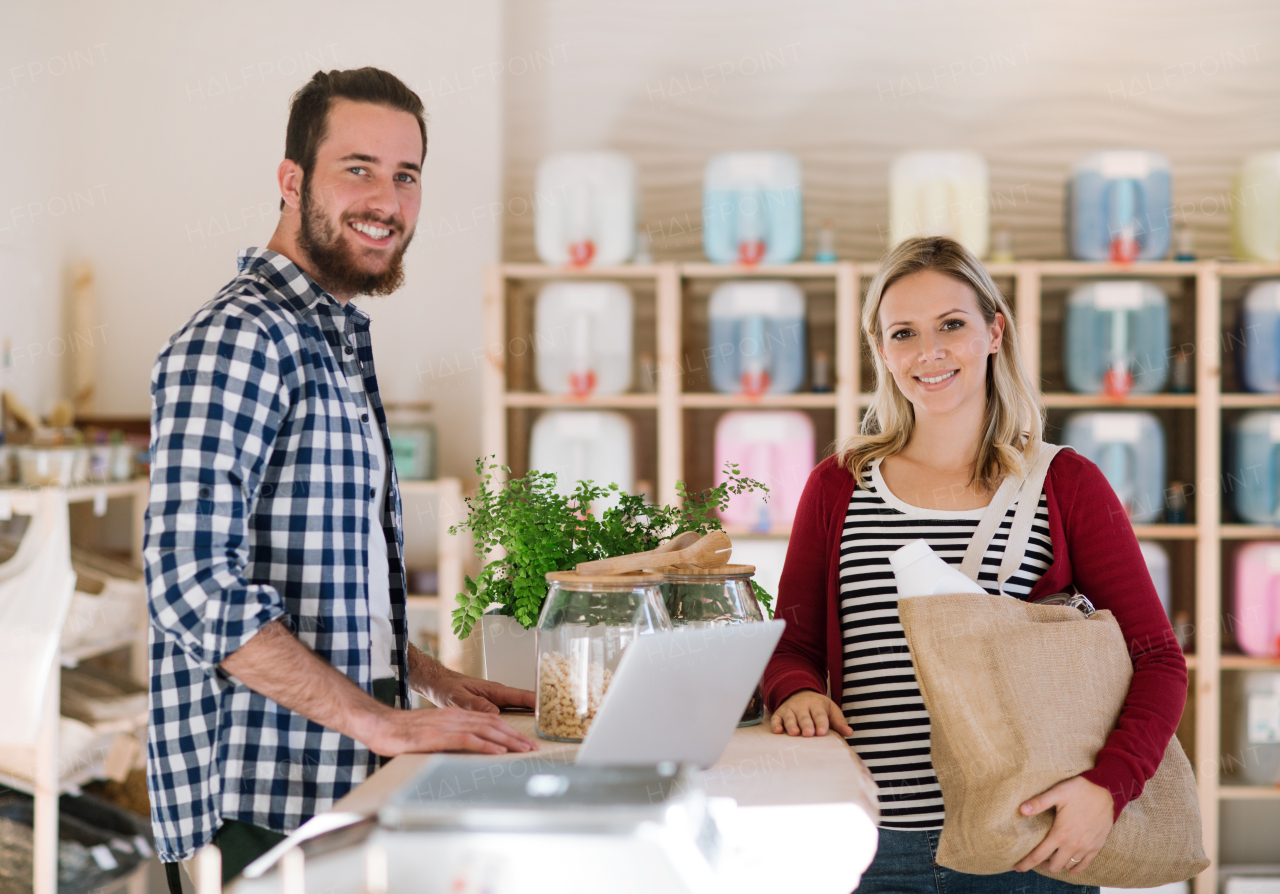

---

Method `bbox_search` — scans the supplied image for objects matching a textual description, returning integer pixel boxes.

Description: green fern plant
[448,457,772,639]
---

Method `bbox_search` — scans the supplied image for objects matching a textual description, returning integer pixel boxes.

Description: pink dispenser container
[1234,543,1280,657]
[713,410,814,533]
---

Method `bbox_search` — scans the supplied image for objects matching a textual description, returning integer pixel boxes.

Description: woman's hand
[1013,775,1115,875]
[769,690,853,738]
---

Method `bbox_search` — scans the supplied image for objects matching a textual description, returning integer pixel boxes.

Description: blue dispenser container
[1067,151,1172,262]
[1062,412,1165,523]
[1064,281,1171,395]
[703,152,803,265]
[1231,411,1280,524]
[1237,281,1280,393]
[707,282,806,395]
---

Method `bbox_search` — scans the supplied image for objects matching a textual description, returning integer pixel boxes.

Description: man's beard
[296,183,413,298]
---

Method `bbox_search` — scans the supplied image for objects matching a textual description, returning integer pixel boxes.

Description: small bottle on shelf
[1173,223,1195,261]
[633,227,653,264]
[1170,348,1193,393]
[1172,609,1193,650]
[815,220,837,262]
[990,226,1014,263]
[810,350,833,393]
[637,353,657,393]
[1165,481,1188,524]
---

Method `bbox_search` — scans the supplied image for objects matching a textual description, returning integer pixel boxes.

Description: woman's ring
[1070,858,1081,863]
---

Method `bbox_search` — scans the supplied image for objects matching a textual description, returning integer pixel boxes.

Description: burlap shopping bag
[899,593,1208,888]
[892,443,1208,888]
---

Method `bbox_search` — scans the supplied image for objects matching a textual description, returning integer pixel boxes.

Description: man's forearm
[406,641,447,696]
[219,620,389,745]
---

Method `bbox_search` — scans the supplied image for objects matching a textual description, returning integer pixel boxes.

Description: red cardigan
[762,449,1188,820]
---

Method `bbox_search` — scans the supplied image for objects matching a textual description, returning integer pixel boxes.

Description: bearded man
[144,68,535,892]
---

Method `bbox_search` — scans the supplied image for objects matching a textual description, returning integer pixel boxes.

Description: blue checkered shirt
[144,248,409,862]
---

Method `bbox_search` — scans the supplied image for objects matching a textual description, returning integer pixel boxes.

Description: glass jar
[535,571,672,742]
[661,564,766,726]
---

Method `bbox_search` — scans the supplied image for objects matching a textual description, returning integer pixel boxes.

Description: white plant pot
[481,611,537,691]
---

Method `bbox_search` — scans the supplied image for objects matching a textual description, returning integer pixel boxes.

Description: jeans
[855,828,1100,894]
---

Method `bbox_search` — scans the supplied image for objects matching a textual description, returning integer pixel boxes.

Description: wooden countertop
[334,710,879,823]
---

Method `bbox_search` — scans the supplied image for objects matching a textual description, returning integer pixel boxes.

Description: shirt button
[344,346,353,355]
[370,488,377,499]
[361,413,369,423]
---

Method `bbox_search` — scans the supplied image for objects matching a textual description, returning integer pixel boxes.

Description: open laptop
[574,619,786,768]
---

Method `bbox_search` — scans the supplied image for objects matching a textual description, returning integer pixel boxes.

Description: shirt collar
[236,247,371,325]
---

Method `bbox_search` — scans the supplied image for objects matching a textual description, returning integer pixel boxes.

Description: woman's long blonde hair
[838,236,1044,490]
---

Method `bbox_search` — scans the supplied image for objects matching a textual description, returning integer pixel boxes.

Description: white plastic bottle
[890,539,986,598]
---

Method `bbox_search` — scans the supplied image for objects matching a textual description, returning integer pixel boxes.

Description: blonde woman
[761,236,1186,893]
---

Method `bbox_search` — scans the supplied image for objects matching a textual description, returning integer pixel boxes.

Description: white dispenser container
[707,281,807,395]
[1237,280,1280,393]
[535,152,637,267]
[1137,541,1171,619]
[727,537,790,609]
[889,151,990,258]
[1231,411,1280,524]
[1222,670,1280,786]
[534,282,634,397]
[1064,281,1171,395]
[528,411,634,509]
[1067,151,1173,262]
[1061,412,1166,523]
[703,152,803,265]
[1231,151,1280,263]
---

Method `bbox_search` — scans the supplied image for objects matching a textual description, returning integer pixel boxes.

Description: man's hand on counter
[358,703,537,757]
[219,620,538,758]
[407,643,537,714]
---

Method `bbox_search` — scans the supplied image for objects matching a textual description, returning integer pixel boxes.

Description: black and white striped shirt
[840,458,1053,830]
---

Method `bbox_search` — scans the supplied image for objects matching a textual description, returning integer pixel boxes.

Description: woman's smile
[914,369,959,388]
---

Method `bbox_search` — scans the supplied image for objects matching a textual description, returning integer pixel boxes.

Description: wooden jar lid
[545,570,664,586]
[662,564,756,576]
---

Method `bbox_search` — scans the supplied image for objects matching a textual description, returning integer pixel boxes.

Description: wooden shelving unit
[0,479,150,894]
[484,259,1280,894]
[397,477,467,674]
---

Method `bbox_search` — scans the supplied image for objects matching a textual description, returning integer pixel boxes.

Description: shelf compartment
[504,392,660,408]
[679,262,845,279]
[1132,524,1198,539]
[1040,393,1198,408]
[60,635,139,668]
[681,393,836,409]
[1220,655,1280,670]
[1030,261,1205,277]
[1218,786,1280,800]
[722,525,792,540]
[1220,394,1280,408]
[1221,525,1280,540]
[0,479,147,505]
[1216,263,1280,278]
[499,263,662,280]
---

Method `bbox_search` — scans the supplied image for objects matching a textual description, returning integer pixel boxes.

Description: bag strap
[959,443,1067,590]
[958,475,1020,581]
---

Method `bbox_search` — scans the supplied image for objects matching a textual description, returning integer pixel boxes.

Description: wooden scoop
[576,530,732,576]
[654,530,699,555]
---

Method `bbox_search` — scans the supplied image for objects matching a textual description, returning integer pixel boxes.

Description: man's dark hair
[280,68,427,210]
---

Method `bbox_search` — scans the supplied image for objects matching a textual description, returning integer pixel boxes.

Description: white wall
[6,0,504,479]
[503,0,1280,262]
[0,3,80,417]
